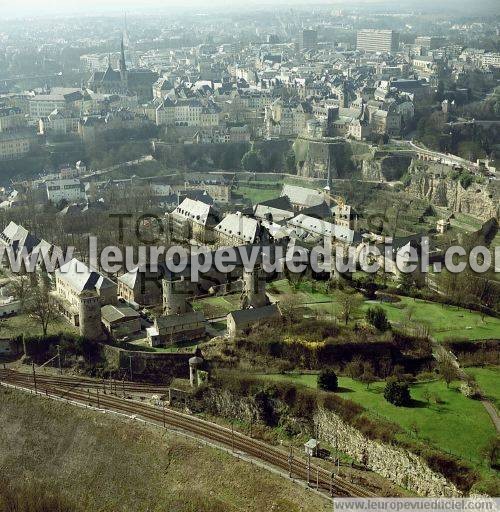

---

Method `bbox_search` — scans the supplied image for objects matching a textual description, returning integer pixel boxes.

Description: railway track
[0,369,169,394]
[0,369,375,498]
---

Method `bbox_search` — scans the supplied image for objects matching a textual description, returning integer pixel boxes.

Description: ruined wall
[100,344,192,383]
[199,387,462,496]
[315,408,461,497]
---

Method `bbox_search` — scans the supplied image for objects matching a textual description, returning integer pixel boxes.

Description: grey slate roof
[1,221,40,254]
[173,198,216,226]
[253,204,294,223]
[281,185,324,208]
[101,304,139,324]
[214,213,260,243]
[155,311,206,330]
[228,304,280,327]
[56,258,116,293]
[287,214,360,244]
[118,267,140,289]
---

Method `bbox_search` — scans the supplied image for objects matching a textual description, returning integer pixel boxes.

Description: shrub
[481,435,500,469]
[365,306,390,331]
[359,362,376,389]
[421,449,478,492]
[459,172,474,190]
[384,379,411,406]
[353,414,400,443]
[320,393,363,422]
[344,357,364,379]
[317,368,338,391]
[241,149,264,171]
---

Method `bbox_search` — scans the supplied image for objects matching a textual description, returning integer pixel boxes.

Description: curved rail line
[0,369,170,394]
[0,369,375,498]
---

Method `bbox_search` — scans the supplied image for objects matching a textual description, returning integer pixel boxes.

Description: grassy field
[192,294,242,318]
[363,297,500,342]
[268,279,338,304]
[465,366,500,409]
[235,184,281,204]
[0,313,78,338]
[0,387,329,512]
[268,279,499,342]
[258,373,496,465]
[450,212,484,233]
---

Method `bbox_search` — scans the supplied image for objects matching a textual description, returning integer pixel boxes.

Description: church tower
[119,36,128,88]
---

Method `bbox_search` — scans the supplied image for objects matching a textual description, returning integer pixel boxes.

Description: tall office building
[356,29,399,53]
[299,29,317,50]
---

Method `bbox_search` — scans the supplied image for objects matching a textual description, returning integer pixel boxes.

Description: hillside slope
[0,388,330,512]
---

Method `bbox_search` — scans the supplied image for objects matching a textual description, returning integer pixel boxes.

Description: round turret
[241,266,269,309]
[189,352,204,387]
[162,276,189,315]
[79,290,102,340]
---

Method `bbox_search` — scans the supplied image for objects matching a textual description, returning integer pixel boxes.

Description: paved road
[481,399,500,433]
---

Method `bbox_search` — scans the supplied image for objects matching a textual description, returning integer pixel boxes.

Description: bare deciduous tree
[25,282,58,337]
[9,275,31,312]
[360,362,376,389]
[337,291,363,326]
[438,358,459,388]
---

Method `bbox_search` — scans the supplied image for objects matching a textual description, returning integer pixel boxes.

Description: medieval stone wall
[100,343,192,383]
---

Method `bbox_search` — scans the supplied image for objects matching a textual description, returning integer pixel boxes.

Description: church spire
[119,35,128,86]
[120,36,126,72]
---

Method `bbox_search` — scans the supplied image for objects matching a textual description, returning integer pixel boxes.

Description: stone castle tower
[79,290,102,340]
[162,276,192,315]
[241,266,270,309]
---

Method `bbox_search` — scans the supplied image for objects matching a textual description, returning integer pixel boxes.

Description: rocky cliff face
[408,167,499,221]
[293,137,355,180]
[362,154,412,182]
[315,408,461,497]
[199,387,464,497]
[201,387,262,423]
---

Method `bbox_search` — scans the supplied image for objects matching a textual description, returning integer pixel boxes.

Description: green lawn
[192,294,242,319]
[364,297,500,342]
[268,279,500,341]
[1,313,78,338]
[258,373,496,465]
[235,185,281,204]
[450,213,484,233]
[465,366,500,409]
[268,279,340,304]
